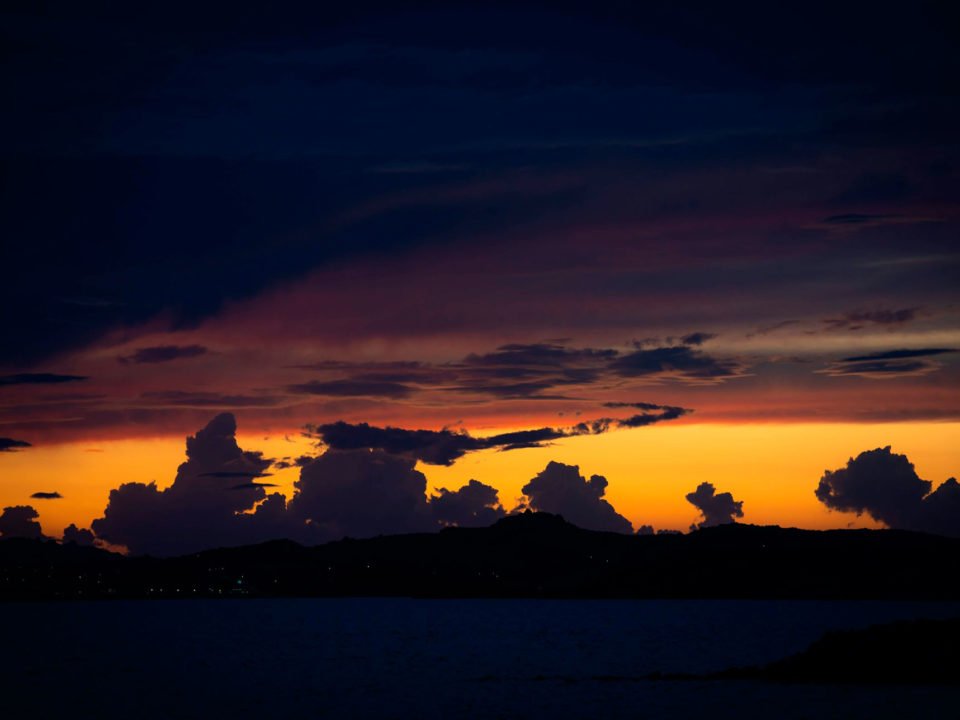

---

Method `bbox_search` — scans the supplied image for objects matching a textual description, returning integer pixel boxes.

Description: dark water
[2,599,958,719]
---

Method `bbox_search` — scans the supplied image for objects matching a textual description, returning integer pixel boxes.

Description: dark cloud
[0,437,32,452]
[2,1,957,368]
[287,446,509,540]
[308,419,618,466]
[309,403,693,466]
[820,348,951,378]
[83,414,516,553]
[198,471,273,478]
[448,344,612,399]
[62,524,96,546]
[30,492,63,500]
[822,308,921,331]
[280,340,740,403]
[308,421,491,466]
[822,360,934,377]
[815,446,959,537]
[118,344,208,364]
[307,422,558,466]
[818,449,929,528]
[287,379,415,398]
[680,332,717,346]
[91,413,279,555]
[430,480,506,528]
[635,524,655,535]
[0,505,43,539]
[913,478,960,538]
[272,455,315,470]
[80,409,666,552]
[686,482,744,530]
[617,406,692,427]
[0,373,87,387]
[464,343,617,367]
[841,348,956,362]
[520,461,633,534]
[288,449,434,540]
[610,345,742,382]
[603,401,672,410]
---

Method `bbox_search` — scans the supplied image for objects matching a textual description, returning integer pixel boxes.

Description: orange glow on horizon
[1,422,957,540]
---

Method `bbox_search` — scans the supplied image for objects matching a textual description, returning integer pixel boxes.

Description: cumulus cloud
[430,480,506,528]
[288,449,434,540]
[62,524,95,546]
[686,482,744,530]
[815,446,959,536]
[519,461,633,533]
[118,344,207,364]
[85,413,515,554]
[288,452,508,539]
[30,491,63,500]
[91,413,279,555]
[0,437,32,452]
[81,413,677,554]
[0,505,44,539]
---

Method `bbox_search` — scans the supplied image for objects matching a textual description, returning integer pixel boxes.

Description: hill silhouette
[2,513,958,600]
[718,618,960,685]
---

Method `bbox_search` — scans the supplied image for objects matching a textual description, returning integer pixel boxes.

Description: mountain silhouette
[2,513,958,600]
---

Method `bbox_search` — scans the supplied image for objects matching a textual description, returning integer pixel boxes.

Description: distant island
[2,512,958,601]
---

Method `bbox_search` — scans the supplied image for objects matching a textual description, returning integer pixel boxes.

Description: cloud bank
[80,414,653,555]
[88,414,515,555]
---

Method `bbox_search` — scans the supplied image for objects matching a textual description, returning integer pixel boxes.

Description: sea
[1,598,958,719]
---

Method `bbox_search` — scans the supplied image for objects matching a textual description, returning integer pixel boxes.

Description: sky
[1,1,958,552]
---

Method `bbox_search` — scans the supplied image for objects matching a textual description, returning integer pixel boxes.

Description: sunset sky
[1,2,958,550]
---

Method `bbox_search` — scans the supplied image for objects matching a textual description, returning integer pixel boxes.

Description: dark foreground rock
[713,618,960,685]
